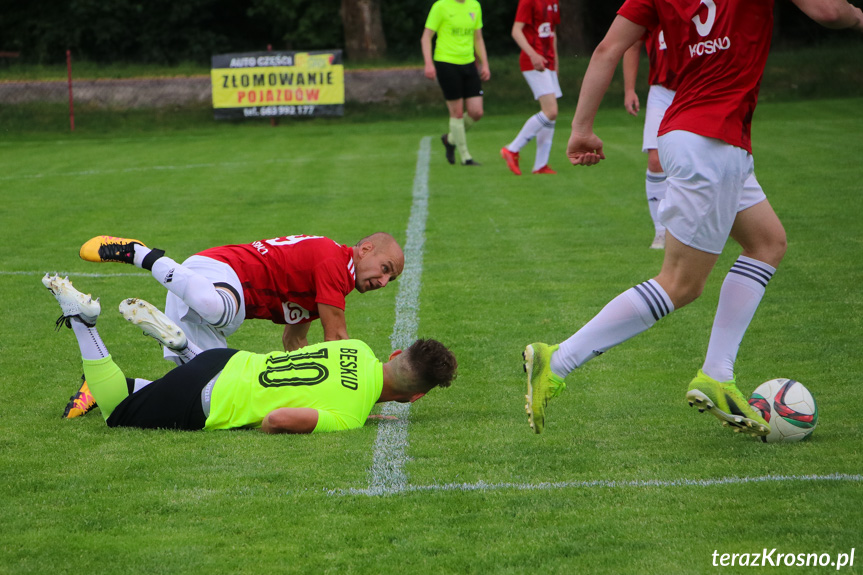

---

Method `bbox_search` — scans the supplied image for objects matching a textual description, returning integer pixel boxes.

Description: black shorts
[106,349,239,430]
[434,61,483,101]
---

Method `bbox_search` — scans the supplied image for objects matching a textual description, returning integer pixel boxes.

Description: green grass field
[1,97,862,574]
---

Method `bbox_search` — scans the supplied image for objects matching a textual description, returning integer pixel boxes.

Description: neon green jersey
[204,340,383,433]
[425,0,484,65]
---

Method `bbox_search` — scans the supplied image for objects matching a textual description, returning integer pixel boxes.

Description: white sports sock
[551,279,674,378]
[646,170,667,233]
[132,244,152,268]
[70,318,109,360]
[132,378,153,393]
[533,123,555,171]
[508,111,551,153]
[702,256,775,382]
[150,258,237,327]
[174,341,201,365]
[449,117,470,162]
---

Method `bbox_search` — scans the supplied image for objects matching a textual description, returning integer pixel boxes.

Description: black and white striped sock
[702,256,776,382]
[551,279,674,376]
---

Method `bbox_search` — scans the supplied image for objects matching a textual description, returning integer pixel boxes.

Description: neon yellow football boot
[523,343,566,434]
[686,370,770,436]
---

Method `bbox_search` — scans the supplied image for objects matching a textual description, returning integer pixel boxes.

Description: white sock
[508,111,551,153]
[70,318,110,360]
[132,244,152,268]
[132,378,153,393]
[174,342,201,365]
[551,279,674,378]
[449,117,471,162]
[702,256,775,382]
[646,170,667,233]
[533,123,555,171]
[150,258,237,327]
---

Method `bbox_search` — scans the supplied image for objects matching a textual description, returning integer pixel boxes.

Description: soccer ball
[748,378,818,443]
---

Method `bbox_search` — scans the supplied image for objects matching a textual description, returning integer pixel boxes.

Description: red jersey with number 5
[198,235,356,325]
[619,0,774,153]
[516,0,561,72]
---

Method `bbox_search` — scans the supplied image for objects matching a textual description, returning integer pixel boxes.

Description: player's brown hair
[400,338,457,393]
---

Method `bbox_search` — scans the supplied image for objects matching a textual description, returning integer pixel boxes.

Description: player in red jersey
[501,0,561,175]
[79,233,404,363]
[522,0,863,435]
[623,27,678,249]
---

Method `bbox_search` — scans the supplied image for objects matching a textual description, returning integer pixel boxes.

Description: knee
[469,110,483,122]
[657,276,706,309]
[185,281,232,327]
[766,234,788,268]
[669,284,704,309]
[743,229,787,269]
[541,101,558,122]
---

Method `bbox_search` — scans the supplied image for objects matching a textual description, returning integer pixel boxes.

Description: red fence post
[66,49,75,132]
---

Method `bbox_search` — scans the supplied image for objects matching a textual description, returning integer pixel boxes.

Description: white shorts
[642,84,675,152]
[163,255,246,360]
[522,69,562,100]
[657,131,767,254]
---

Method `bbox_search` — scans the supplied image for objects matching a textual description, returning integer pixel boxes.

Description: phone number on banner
[246,105,317,117]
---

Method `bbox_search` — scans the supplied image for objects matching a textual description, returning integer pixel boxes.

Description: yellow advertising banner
[211,50,344,119]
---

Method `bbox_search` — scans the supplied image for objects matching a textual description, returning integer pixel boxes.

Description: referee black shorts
[106,349,239,431]
[434,60,483,102]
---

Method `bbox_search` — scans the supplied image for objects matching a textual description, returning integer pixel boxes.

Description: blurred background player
[64,232,403,418]
[500,0,561,176]
[43,275,456,433]
[422,0,491,166]
[523,0,863,435]
[622,27,677,248]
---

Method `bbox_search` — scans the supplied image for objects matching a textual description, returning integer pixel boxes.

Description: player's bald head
[353,232,404,293]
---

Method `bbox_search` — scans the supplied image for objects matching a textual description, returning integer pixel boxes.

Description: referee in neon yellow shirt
[44,276,456,434]
[421,0,490,166]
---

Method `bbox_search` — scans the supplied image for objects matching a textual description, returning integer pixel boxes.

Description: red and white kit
[516,0,561,72]
[620,0,774,154]
[199,235,356,325]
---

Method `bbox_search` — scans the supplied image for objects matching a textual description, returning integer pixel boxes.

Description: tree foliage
[0,0,858,66]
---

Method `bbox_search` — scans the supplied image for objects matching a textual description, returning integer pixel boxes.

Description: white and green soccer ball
[748,378,818,443]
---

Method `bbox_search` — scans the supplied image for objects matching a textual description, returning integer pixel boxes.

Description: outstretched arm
[262,408,318,434]
[512,21,547,71]
[790,0,863,30]
[474,30,491,81]
[568,16,646,166]
[318,303,349,342]
[421,28,437,79]
[282,322,310,351]
[622,39,643,116]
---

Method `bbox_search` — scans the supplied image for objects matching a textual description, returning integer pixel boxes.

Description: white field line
[364,136,431,497]
[329,473,863,497]
[1,271,149,278]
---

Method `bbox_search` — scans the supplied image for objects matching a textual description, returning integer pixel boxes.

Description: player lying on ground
[63,232,404,419]
[44,274,456,433]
